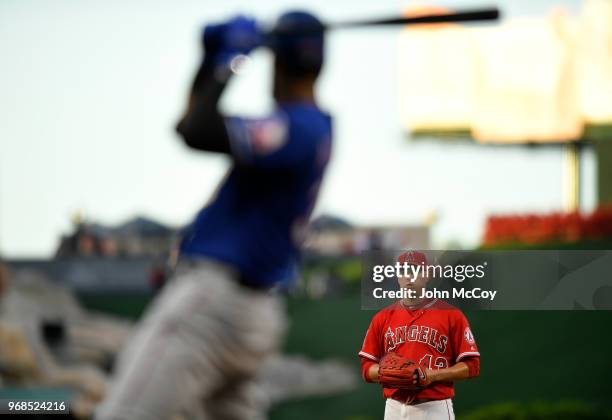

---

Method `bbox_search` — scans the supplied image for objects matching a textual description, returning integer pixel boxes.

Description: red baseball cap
[397,251,428,266]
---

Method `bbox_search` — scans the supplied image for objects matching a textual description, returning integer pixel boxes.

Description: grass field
[79,293,612,419]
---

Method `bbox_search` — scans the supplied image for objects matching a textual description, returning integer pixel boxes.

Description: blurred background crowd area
[1,206,612,419]
[2,0,612,418]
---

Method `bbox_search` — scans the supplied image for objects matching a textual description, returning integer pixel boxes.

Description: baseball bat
[264,8,500,47]
[327,7,500,29]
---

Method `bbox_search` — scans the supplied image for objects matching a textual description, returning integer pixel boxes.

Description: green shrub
[461,401,612,420]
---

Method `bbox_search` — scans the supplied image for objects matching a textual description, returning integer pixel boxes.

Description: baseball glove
[378,352,427,390]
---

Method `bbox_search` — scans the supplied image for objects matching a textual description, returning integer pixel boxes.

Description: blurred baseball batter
[359,252,480,420]
[97,11,331,420]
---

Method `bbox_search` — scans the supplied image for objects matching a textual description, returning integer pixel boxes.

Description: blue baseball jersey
[179,102,332,288]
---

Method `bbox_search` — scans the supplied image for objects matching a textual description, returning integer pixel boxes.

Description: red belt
[392,396,435,406]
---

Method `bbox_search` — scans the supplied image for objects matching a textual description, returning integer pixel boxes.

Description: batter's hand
[202,15,261,66]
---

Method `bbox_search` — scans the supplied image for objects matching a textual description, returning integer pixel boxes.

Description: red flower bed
[482,207,612,246]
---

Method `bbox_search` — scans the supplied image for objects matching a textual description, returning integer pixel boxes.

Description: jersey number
[419,354,448,370]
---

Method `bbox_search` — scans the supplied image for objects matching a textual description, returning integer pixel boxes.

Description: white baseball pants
[384,398,455,420]
[96,259,286,420]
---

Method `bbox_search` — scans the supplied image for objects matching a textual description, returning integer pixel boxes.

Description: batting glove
[202,15,261,68]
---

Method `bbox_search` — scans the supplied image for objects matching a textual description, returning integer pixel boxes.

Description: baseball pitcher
[358,252,481,420]
[97,11,331,420]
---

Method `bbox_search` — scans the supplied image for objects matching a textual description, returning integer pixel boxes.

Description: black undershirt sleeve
[175,59,232,155]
